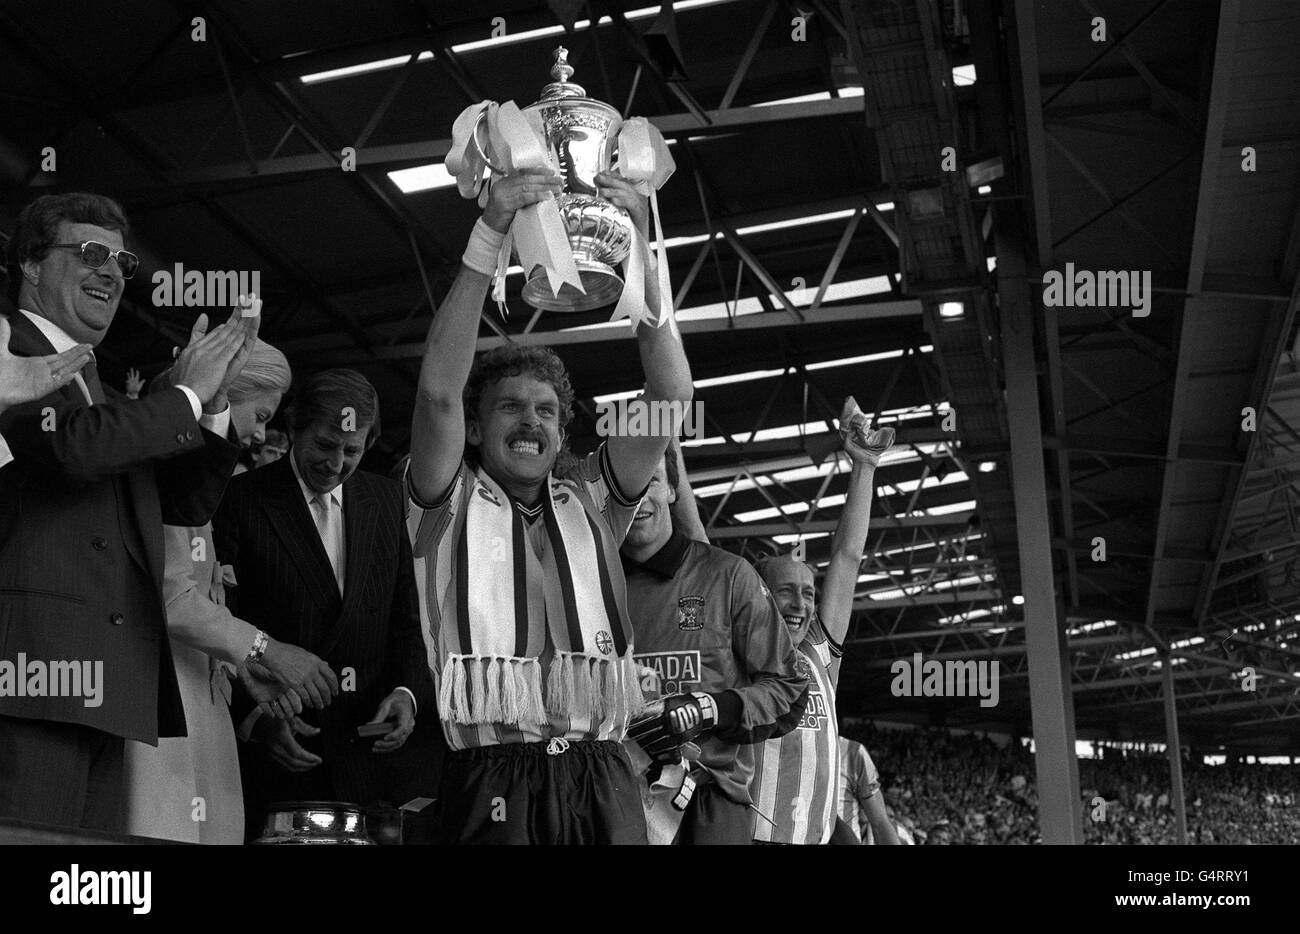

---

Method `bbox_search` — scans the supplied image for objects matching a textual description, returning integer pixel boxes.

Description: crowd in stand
[843,722,1300,844]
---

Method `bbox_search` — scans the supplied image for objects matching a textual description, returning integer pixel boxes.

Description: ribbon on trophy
[447,100,584,318]
[613,117,677,333]
[446,100,496,205]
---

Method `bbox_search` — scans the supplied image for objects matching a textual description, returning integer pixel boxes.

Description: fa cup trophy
[448,46,675,320]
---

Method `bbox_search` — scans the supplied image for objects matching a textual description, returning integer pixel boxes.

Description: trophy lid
[539,46,588,100]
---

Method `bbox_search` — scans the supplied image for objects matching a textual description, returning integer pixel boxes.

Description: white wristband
[463,217,506,276]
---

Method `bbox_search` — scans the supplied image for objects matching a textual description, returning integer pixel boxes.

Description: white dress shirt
[17,308,230,437]
[288,453,417,716]
[291,453,345,594]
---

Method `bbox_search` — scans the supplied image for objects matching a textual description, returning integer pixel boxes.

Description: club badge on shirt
[677,595,705,631]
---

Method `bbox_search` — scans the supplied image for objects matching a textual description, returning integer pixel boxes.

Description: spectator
[124,366,144,399]
[0,191,248,833]
[841,722,1300,845]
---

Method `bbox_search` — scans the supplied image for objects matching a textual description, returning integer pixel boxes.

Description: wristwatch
[246,629,269,664]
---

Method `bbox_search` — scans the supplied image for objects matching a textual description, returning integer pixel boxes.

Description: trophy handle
[470,109,509,175]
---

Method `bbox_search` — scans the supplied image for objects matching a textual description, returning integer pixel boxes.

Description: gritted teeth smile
[82,286,112,302]
[509,439,541,455]
[634,510,652,520]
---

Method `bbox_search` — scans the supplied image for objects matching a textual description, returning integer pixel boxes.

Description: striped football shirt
[750,617,843,844]
[407,443,644,751]
[838,736,882,843]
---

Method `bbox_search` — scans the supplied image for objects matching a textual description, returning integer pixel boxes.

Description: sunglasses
[51,240,140,279]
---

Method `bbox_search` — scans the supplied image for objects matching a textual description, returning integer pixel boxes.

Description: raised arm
[596,173,694,502]
[819,397,895,645]
[668,437,709,543]
[408,167,563,504]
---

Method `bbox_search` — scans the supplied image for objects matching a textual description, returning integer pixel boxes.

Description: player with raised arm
[749,397,894,844]
[406,165,693,844]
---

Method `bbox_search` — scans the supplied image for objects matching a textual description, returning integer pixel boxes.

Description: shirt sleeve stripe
[599,441,648,508]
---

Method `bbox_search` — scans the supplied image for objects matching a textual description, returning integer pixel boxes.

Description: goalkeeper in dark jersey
[621,444,808,844]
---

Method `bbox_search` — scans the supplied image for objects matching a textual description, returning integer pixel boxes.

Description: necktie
[78,357,105,405]
[311,492,344,595]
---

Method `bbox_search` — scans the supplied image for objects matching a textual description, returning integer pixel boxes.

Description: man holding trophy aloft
[407,49,690,844]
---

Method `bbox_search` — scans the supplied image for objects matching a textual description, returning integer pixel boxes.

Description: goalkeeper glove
[627,691,719,760]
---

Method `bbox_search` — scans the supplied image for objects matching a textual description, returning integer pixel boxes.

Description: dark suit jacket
[0,311,239,742]
[214,456,440,825]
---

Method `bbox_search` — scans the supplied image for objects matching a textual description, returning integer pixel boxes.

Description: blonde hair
[228,339,292,402]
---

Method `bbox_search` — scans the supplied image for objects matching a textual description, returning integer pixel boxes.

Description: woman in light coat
[125,338,332,843]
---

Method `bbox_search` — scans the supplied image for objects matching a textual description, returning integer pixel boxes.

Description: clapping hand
[204,294,261,415]
[0,317,93,409]
[167,296,260,412]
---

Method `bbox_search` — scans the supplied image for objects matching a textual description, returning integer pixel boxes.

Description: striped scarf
[437,467,644,730]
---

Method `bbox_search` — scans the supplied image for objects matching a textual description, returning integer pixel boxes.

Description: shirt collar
[621,529,692,580]
[18,309,79,353]
[289,450,343,508]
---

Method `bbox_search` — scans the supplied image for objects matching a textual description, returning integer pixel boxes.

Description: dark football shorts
[670,778,753,845]
[435,739,648,844]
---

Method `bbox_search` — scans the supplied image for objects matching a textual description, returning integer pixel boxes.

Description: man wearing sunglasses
[0,191,250,835]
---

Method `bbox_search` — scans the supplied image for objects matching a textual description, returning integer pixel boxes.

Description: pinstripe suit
[214,455,441,835]
[0,310,239,832]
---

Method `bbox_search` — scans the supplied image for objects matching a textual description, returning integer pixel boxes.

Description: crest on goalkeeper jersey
[677,595,705,630]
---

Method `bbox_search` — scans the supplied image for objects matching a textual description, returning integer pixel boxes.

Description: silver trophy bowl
[251,801,377,845]
[475,47,633,312]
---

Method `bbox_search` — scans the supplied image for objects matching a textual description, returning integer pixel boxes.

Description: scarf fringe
[600,658,617,720]
[484,656,504,723]
[524,659,546,726]
[442,656,472,725]
[499,658,519,724]
[438,657,456,721]
[441,653,643,729]
[623,657,647,719]
[574,656,593,721]
[442,655,548,728]
[468,657,487,723]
